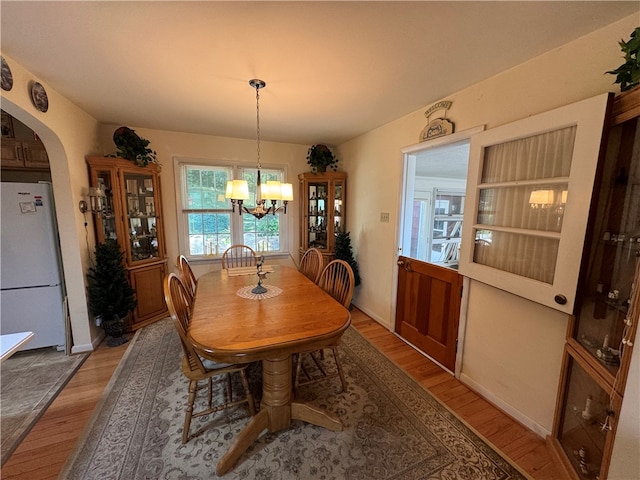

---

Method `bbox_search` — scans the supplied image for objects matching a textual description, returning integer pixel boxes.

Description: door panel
[395,256,462,371]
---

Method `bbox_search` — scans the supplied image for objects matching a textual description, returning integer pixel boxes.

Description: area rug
[59,319,530,479]
[0,347,88,465]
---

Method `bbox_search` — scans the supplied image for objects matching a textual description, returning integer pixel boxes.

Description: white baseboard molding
[459,372,551,439]
[351,302,392,331]
[71,331,104,354]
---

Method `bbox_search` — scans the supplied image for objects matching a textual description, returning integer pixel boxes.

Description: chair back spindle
[298,248,324,283]
[221,244,257,269]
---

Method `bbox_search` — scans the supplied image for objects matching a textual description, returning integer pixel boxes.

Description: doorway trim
[393,125,484,377]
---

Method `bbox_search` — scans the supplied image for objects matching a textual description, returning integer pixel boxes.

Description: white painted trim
[71,331,104,353]
[401,126,486,154]
[460,372,550,439]
[455,276,471,379]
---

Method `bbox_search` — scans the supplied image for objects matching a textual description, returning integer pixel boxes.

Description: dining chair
[294,259,354,393]
[177,254,197,302]
[164,273,256,443]
[221,244,257,269]
[298,247,324,284]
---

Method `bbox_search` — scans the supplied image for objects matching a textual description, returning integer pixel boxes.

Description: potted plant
[606,27,640,92]
[307,144,338,173]
[87,240,137,346]
[112,126,158,167]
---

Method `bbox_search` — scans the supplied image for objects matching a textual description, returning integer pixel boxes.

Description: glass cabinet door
[556,351,621,479]
[573,116,639,378]
[334,180,344,235]
[307,181,329,250]
[94,169,119,243]
[124,172,160,263]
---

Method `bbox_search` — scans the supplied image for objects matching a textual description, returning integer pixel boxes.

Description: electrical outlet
[380,212,390,223]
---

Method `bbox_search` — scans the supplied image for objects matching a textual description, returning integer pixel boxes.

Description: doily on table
[236,285,283,300]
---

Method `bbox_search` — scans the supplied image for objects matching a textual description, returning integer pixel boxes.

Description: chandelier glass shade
[225,79,293,219]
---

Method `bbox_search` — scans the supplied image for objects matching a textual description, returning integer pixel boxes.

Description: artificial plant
[87,240,137,346]
[335,230,361,286]
[606,27,640,92]
[307,144,338,173]
[112,126,158,167]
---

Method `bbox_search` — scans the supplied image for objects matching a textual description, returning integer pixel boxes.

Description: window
[175,160,289,258]
[459,93,611,314]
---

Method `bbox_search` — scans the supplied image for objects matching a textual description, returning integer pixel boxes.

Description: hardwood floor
[1,309,562,479]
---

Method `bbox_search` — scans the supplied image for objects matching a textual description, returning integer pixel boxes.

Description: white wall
[96,125,309,279]
[338,12,639,446]
[0,52,102,352]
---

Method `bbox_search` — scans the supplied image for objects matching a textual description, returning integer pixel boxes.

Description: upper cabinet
[298,171,347,258]
[86,156,168,330]
[1,110,49,170]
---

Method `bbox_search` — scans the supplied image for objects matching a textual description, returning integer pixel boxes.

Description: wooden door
[395,256,462,371]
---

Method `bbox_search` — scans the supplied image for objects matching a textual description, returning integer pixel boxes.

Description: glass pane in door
[95,170,118,242]
[307,181,328,249]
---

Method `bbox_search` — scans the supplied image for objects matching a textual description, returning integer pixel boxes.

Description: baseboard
[71,332,104,354]
[459,372,551,439]
[351,302,392,331]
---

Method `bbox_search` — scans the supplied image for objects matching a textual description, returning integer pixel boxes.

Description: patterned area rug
[1,347,88,465]
[60,319,530,479]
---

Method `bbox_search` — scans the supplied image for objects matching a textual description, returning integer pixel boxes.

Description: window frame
[174,157,291,261]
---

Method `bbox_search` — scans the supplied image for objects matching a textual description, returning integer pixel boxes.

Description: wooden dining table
[189,265,351,475]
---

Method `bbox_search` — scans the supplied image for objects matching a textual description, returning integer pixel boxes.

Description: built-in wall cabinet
[549,85,640,480]
[86,156,168,331]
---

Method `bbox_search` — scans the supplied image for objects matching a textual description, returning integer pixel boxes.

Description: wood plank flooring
[1,309,562,479]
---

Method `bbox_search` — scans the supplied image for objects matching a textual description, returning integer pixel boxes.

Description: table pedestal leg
[216,355,343,476]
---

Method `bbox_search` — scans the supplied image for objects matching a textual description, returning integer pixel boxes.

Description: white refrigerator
[1,182,66,350]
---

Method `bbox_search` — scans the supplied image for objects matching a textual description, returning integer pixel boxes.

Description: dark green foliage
[307,144,338,172]
[335,230,361,286]
[87,241,137,324]
[112,126,157,167]
[606,27,640,92]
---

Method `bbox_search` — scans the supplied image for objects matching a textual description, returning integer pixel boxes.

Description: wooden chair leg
[183,379,198,443]
[239,369,256,415]
[331,347,347,393]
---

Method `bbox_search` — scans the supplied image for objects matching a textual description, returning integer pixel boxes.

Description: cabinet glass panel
[557,354,611,479]
[95,170,118,242]
[124,172,159,262]
[574,117,639,376]
[307,181,329,249]
[334,180,344,234]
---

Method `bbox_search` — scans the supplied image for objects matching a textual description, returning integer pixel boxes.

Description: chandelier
[225,79,293,219]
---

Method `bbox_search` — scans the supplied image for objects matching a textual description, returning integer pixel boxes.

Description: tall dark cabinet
[86,156,168,330]
[549,86,639,479]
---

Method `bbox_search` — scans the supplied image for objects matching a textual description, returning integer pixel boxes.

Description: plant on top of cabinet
[112,126,158,167]
[606,27,640,92]
[307,144,338,173]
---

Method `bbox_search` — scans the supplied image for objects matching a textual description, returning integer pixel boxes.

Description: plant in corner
[606,27,640,92]
[335,230,361,287]
[87,241,137,346]
[307,144,338,173]
[112,126,158,167]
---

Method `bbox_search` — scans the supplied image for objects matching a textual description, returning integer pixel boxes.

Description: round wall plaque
[30,82,49,112]
[1,57,13,91]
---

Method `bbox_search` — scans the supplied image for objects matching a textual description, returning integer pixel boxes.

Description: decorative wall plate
[30,82,49,112]
[1,57,13,91]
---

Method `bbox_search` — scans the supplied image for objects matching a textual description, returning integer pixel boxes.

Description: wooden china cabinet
[298,171,347,262]
[86,156,168,330]
[548,86,640,479]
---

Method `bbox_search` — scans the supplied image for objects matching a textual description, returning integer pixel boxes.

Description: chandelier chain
[256,84,261,169]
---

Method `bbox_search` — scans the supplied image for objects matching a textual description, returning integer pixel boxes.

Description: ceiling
[1,2,638,147]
